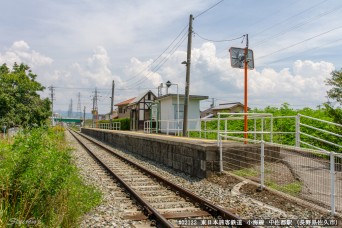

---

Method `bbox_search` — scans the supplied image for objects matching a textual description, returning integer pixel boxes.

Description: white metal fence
[144,113,341,152]
[219,134,342,215]
[144,118,201,136]
[96,122,121,130]
[143,112,341,214]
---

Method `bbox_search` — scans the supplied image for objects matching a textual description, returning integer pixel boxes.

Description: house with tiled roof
[127,90,157,131]
[114,90,157,130]
[201,102,246,118]
[115,97,136,119]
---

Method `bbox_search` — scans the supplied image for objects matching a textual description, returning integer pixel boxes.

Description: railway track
[69,129,254,227]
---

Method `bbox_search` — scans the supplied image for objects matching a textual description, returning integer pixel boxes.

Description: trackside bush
[99,118,130,130]
[0,127,101,227]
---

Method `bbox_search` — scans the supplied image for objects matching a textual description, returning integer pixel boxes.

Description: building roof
[114,97,136,106]
[157,94,209,101]
[212,102,244,111]
[129,90,156,105]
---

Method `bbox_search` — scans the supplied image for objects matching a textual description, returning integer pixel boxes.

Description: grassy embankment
[0,127,101,227]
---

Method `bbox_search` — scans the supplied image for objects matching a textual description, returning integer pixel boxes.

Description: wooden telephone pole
[183,14,193,137]
[110,80,115,130]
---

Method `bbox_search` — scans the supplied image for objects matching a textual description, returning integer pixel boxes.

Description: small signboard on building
[151,104,158,120]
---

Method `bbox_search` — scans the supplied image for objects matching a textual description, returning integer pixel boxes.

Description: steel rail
[71,129,255,228]
[69,129,174,228]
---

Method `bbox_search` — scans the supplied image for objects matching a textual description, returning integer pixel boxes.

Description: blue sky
[1,0,341,114]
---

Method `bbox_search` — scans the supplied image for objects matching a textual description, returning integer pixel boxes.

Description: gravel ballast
[66,131,339,227]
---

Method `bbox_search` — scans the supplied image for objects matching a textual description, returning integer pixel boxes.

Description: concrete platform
[81,128,280,178]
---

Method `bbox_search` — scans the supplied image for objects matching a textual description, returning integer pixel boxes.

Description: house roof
[129,90,156,105]
[157,94,209,101]
[114,97,136,106]
[212,102,244,111]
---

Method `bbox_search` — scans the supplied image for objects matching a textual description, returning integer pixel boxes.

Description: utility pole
[77,92,82,119]
[182,14,193,137]
[48,85,55,126]
[92,88,98,128]
[211,97,215,108]
[68,99,73,117]
[92,96,95,128]
[110,80,115,130]
[83,106,86,127]
[244,34,249,143]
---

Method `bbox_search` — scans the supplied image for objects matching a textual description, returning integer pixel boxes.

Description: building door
[131,110,136,131]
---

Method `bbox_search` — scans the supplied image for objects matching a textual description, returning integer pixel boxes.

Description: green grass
[232,167,259,177]
[267,181,303,196]
[0,127,102,227]
[232,166,302,196]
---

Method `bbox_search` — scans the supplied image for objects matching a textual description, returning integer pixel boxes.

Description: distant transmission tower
[48,85,55,125]
[68,99,73,117]
[77,92,82,119]
[92,88,98,127]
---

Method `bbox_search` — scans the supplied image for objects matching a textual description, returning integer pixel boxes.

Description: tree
[0,63,51,128]
[324,68,342,124]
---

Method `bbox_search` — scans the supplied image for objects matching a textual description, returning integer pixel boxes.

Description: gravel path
[66,131,339,227]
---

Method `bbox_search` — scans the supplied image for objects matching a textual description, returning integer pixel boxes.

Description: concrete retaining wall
[221,143,281,170]
[81,128,220,178]
[81,128,281,178]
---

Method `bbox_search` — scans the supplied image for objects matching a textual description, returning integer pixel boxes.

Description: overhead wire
[253,4,342,48]
[259,36,342,67]
[122,0,226,90]
[193,32,245,43]
[121,24,188,83]
[194,0,225,19]
[251,0,328,38]
[257,24,342,60]
[126,29,188,89]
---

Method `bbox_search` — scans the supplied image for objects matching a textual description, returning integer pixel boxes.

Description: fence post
[204,121,207,139]
[330,152,336,215]
[166,121,169,135]
[261,118,264,141]
[260,140,265,190]
[270,116,273,143]
[254,118,256,142]
[295,114,300,148]
[199,119,202,138]
[219,135,223,172]
[217,114,220,146]
[225,119,227,133]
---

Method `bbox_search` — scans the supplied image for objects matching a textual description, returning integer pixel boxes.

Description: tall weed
[0,127,101,227]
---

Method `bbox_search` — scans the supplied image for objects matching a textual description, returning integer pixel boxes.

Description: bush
[0,127,101,227]
[99,118,130,130]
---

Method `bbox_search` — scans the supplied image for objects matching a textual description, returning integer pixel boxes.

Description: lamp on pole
[165,80,179,136]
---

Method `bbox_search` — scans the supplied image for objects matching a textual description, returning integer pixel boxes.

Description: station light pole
[165,81,179,136]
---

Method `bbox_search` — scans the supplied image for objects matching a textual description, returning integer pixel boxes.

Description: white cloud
[135,42,335,108]
[1,39,335,112]
[71,46,121,87]
[123,57,163,88]
[0,40,53,68]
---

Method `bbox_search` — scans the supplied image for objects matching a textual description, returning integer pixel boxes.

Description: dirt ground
[207,172,339,220]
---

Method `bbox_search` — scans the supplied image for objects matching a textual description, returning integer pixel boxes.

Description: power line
[53,86,110,90]
[259,36,342,68]
[194,0,225,19]
[126,30,188,89]
[257,24,342,60]
[194,31,245,43]
[251,0,328,38]
[122,24,188,83]
[216,0,332,57]
[253,4,342,48]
